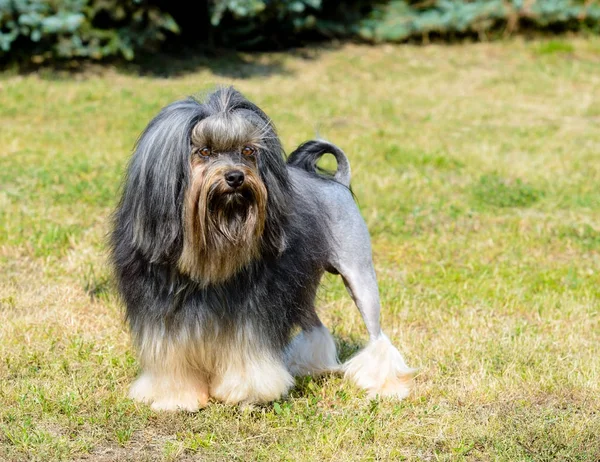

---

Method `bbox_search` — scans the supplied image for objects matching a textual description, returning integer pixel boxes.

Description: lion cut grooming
[111,87,414,411]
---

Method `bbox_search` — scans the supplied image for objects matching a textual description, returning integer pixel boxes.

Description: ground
[1,38,599,461]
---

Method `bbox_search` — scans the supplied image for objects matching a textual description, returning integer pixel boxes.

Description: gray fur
[289,168,382,339]
[111,87,388,403]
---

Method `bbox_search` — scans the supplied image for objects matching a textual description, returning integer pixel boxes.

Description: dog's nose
[225,170,245,188]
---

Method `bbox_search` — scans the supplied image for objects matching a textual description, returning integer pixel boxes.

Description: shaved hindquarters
[323,185,415,398]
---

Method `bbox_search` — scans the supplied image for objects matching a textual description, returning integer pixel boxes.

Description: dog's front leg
[208,323,294,405]
[129,331,210,412]
[210,351,293,405]
[130,369,209,412]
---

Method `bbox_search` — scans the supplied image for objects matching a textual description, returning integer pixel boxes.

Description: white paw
[286,325,341,377]
[210,354,293,404]
[150,395,204,412]
[344,333,415,399]
[129,373,155,403]
[129,372,209,412]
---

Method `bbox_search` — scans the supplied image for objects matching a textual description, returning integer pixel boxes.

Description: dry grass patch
[1,37,600,461]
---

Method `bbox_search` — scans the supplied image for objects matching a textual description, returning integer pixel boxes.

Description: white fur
[129,371,209,412]
[130,325,210,411]
[130,321,293,409]
[343,333,414,399]
[210,352,293,404]
[209,321,293,404]
[285,324,340,376]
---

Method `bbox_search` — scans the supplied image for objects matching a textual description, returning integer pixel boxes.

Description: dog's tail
[287,140,351,187]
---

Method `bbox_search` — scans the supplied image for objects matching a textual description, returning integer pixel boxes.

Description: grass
[1,37,600,461]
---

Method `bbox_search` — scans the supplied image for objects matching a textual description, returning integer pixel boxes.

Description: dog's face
[114,88,290,286]
[179,111,273,284]
[189,113,267,227]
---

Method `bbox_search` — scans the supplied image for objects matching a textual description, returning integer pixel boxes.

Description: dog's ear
[236,94,291,257]
[259,155,290,257]
[112,98,207,263]
[244,106,291,258]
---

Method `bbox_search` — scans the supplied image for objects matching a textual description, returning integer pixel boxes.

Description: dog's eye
[198,147,211,157]
[241,146,255,156]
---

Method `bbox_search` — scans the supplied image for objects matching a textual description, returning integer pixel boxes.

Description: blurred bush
[360,0,600,43]
[201,0,370,48]
[2,0,600,63]
[0,0,178,62]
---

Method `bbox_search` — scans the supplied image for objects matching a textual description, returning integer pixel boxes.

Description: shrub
[2,0,600,63]
[202,0,369,48]
[205,0,600,49]
[359,0,600,43]
[0,0,178,62]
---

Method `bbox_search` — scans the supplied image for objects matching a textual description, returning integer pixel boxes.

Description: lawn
[1,38,599,461]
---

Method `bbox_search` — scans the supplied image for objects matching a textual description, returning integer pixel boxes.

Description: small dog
[111,87,413,411]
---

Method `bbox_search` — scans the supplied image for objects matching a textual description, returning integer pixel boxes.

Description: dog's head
[114,87,290,285]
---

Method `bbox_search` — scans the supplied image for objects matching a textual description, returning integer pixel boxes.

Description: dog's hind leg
[339,264,414,399]
[329,206,415,399]
[285,311,340,377]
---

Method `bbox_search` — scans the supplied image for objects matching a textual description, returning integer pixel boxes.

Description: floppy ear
[207,87,292,256]
[112,98,207,263]
[257,133,292,257]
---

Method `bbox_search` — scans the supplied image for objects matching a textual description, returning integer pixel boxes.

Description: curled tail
[287,140,351,187]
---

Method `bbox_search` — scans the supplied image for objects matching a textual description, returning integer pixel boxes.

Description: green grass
[1,37,600,461]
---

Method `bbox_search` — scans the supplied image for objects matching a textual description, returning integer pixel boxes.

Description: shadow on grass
[336,336,364,363]
[5,45,332,80]
[285,336,364,400]
[121,47,292,79]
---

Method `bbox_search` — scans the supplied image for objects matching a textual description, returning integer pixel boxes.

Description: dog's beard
[178,164,267,286]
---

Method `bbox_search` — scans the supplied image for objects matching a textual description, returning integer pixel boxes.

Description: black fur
[111,88,347,354]
[288,139,351,187]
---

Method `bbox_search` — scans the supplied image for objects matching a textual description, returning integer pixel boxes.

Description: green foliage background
[0,0,179,61]
[1,0,600,62]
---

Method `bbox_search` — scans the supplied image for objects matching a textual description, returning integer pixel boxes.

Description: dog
[110,87,414,411]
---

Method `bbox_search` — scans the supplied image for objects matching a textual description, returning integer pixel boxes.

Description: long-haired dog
[111,87,414,411]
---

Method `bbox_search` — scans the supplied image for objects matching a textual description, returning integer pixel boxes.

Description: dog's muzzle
[224,170,245,189]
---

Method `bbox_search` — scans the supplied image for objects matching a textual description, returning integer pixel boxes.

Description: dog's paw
[210,355,293,404]
[343,333,415,399]
[129,372,209,412]
[149,393,208,412]
[129,373,155,403]
[286,324,341,377]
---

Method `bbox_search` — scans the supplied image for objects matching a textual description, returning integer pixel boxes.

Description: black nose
[225,170,245,188]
